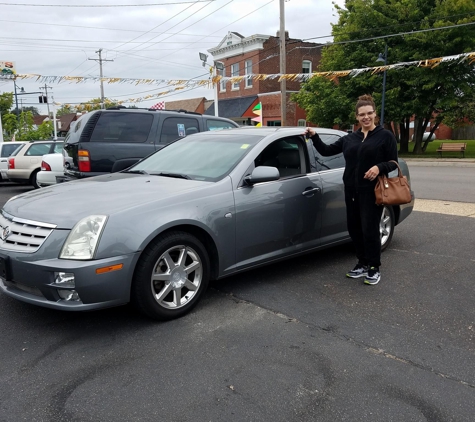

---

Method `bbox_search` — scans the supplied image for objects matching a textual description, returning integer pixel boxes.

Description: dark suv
[63,108,239,180]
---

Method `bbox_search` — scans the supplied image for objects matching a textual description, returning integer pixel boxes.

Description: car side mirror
[244,166,280,185]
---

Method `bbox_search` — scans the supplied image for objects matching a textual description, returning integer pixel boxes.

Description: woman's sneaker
[346,263,368,278]
[364,267,381,285]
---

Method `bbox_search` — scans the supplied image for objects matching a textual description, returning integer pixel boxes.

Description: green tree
[57,98,120,115]
[2,113,17,140]
[1,93,14,133]
[292,0,475,154]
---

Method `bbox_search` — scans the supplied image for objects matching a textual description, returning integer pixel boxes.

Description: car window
[90,112,153,143]
[313,134,345,171]
[206,119,236,131]
[159,117,200,144]
[10,145,24,157]
[255,137,306,178]
[53,142,64,153]
[25,143,53,156]
[1,144,24,157]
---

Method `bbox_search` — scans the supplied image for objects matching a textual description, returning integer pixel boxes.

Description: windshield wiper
[123,169,149,174]
[154,172,191,180]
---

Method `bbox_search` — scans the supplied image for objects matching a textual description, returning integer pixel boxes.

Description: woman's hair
[355,94,376,114]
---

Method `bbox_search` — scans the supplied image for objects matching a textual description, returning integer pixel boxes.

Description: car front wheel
[380,206,395,251]
[132,231,210,320]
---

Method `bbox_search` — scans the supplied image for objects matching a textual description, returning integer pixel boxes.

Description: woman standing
[305,94,398,285]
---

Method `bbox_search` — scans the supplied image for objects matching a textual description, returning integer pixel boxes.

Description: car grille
[0,212,56,253]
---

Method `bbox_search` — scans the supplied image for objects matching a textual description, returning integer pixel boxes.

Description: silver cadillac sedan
[0,127,414,320]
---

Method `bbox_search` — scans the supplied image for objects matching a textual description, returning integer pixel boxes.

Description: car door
[310,133,349,244]
[233,136,323,270]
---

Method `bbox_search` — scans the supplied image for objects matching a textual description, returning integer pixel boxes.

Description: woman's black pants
[344,188,384,268]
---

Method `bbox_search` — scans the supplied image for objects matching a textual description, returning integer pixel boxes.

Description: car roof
[191,126,348,137]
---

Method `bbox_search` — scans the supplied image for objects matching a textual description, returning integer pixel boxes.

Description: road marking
[414,199,475,218]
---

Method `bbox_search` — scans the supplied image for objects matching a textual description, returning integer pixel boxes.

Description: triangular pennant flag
[252,102,262,126]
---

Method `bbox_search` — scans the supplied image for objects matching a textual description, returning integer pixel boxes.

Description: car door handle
[302,187,321,196]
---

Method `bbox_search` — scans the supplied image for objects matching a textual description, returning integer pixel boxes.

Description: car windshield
[130,133,263,182]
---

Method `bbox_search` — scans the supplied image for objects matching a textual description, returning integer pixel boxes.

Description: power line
[302,21,475,45]
[0,18,222,37]
[0,1,217,7]
[113,0,218,55]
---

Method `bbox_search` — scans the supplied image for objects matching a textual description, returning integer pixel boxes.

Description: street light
[376,43,388,126]
[199,53,224,117]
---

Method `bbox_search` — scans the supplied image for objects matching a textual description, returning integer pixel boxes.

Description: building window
[297,119,306,127]
[218,66,226,92]
[267,120,281,126]
[231,63,239,90]
[245,60,253,88]
[302,60,312,74]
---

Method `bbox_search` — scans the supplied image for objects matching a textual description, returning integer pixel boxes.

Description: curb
[403,158,475,167]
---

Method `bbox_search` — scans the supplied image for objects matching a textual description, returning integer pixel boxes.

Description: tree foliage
[292,0,475,154]
[0,93,14,129]
[57,98,120,116]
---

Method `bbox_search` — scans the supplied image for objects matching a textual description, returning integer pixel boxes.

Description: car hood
[3,173,211,228]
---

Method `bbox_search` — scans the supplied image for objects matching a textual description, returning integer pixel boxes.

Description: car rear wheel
[380,206,395,251]
[30,169,41,189]
[132,231,210,320]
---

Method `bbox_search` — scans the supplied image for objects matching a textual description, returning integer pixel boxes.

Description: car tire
[30,169,41,189]
[380,206,395,251]
[131,231,210,320]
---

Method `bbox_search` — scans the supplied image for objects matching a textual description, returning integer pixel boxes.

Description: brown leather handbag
[374,161,412,206]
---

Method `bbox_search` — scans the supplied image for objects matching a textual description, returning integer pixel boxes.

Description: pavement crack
[220,290,475,391]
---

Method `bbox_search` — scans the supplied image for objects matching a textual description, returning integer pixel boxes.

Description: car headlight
[60,215,108,260]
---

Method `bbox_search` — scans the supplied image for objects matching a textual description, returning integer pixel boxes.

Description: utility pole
[279,0,286,126]
[88,48,113,109]
[39,84,52,117]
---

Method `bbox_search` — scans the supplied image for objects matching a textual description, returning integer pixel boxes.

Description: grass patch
[398,140,475,159]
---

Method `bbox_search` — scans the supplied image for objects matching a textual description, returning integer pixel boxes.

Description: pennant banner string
[4,51,473,106]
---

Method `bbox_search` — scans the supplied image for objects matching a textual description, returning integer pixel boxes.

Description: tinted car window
[53,143,64,153]
[90,112,153,143]
[25,143,53,156]
[313,134,345,171]
[159,117,200,144]
[206,119,236,131]
[1,144,23,157]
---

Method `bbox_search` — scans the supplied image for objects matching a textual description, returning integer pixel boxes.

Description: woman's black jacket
[311,125,398,192]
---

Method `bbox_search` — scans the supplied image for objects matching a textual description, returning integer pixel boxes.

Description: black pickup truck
[63,108,239,181]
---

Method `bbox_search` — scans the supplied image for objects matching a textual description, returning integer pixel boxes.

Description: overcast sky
[1,0,345,114]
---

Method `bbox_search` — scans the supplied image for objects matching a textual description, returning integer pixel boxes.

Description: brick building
[204,31,322,126]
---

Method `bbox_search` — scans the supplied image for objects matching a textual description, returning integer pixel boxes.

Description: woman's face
[356,105,376,130]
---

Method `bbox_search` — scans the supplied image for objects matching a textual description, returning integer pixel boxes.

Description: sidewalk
[403,157,475,167]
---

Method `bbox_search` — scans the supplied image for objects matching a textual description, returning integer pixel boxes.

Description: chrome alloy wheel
[380,206,394,250]
[150,244,203,309]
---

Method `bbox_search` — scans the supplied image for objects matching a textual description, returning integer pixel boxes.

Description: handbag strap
[388,160,403,176]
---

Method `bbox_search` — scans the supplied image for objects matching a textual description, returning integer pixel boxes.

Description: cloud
[1,0,345,112]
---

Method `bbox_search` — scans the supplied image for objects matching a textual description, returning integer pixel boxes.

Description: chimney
[276,30,289,39]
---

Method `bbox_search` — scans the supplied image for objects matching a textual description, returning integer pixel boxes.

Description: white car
[7,140,64,188]
[37,152,64,188]
[0,142,26,181]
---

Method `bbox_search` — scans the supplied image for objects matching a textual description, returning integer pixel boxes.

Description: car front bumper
[0,251,141,311]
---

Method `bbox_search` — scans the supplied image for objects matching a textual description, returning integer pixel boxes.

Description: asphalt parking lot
[0,165,474,421]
